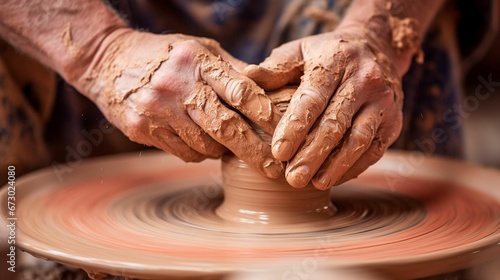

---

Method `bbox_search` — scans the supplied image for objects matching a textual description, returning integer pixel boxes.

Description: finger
[335,119,402,185]
[243,40,303,90]
[123,90,226,158]
[311,107,383,190]
[285,103,379,188]
[168,113,227,158]
[272,63,345,161]
[334,138,385,186]
[197,51,281,135]
[150,127,208,163]
[185,85,284,179]
[283,122,343,188]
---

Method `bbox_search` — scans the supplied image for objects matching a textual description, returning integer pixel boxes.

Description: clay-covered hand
[244,26,404,189]
[75,29,284,178]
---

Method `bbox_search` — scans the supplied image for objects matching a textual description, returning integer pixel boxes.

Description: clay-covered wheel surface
[0,151,499,279]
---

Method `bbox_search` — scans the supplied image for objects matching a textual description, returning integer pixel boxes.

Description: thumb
[243,40,303,91]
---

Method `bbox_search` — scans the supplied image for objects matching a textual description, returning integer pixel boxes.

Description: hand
[244,26,404,189]
[75,29,284,178]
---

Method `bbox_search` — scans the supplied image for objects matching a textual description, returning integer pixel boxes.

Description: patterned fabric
[0,0,495,183]
[0,42,54,181]
[393,25,464,157]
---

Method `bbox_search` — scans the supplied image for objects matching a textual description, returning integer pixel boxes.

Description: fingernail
[263,158,284,179]
[287,165,310,188]
[272,139,293,161]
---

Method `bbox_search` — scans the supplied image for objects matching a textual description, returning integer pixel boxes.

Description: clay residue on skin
[184,86,283,178]
[267,86,295,113]
[196,53,281,131]
[82,31,173,108]
[386,2,424,64]
[361,37,404,108]
[244,60,304,91]
[198,54,272,122]
[61,23,82,57]
[112,44,172,103]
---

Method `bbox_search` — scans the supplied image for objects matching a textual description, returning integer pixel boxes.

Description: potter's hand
[245,26,404,189]
[77,29,284,178]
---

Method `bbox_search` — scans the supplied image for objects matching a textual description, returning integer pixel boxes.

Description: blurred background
[463,5,500,169]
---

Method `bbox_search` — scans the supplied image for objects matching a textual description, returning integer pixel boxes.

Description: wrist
[68,27,135,101]
[60,20,130,93]
[338,5,422,77]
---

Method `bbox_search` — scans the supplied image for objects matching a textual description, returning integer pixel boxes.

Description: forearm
[338,0,446,76]
[0,0,127,83]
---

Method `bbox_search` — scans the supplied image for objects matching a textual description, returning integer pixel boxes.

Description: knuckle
[185,85,215,111]
[380,89,394,100]
[337,42,359,59]
[321,118,344,141]
[366,65,384,82]
[322,109,351,133]
[124,113,149,142]
[207,110,243,141]
[367,139,386,161]
[350,122,376,143]
[291,89,324,125]
[359,64,386,89]
[171,39,201,64]
[132,91,159,111]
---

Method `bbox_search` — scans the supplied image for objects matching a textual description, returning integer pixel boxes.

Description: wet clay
[385,3,424,64]
[215,86,337,224]
[2,151,500,279]
[243,8,412,188]
[81,29,173,106]
[216,154,335,225]
[79,31,285,176]
[61,23,83,58]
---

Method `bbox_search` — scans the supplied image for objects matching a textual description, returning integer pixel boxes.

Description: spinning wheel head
[1,151,499,279]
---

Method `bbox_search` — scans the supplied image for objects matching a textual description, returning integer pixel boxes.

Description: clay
[2,151,499,279]
[386,4,424,64]
[244,2,419,189]
[243,60,304,91]
[79,30,284,177]
[195,52,282,131]
[81,29,173,105]
[184,85,283,177]
[216,154,336,225]
[249,31,404,189]
[61,23,83,58]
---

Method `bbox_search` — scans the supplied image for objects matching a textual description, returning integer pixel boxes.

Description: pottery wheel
[1,151,500,279]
